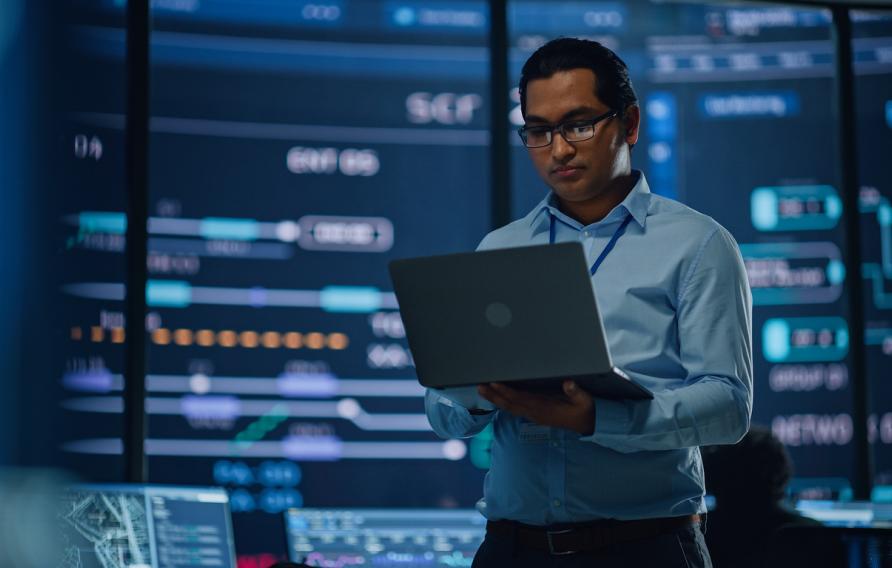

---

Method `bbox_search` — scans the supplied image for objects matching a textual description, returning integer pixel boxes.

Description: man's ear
[623,104,640,147]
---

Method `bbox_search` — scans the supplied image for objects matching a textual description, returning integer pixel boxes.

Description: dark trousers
[472,523,713,568]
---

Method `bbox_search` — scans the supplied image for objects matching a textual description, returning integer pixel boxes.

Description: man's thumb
[563,380,581,398]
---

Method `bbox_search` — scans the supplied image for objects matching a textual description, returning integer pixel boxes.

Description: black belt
[486,514,700,556]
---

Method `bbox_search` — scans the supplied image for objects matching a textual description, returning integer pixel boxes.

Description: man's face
[523,68,639,205]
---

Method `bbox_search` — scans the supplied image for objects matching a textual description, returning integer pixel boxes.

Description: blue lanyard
[549,213,633,276]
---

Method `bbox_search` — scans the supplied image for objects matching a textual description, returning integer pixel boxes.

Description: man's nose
[551,131,576,161]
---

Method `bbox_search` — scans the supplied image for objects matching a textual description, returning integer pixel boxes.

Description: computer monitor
[788,501,892,568]
[58,484,237,568]
[796,500,892,528]
[284,508,486,567]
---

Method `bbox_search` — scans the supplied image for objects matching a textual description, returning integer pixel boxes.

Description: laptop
[388,242,652,400]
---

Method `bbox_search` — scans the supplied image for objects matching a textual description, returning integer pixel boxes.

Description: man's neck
[557,172,637,226]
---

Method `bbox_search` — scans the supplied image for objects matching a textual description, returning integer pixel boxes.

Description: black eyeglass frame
[517,110,619,148]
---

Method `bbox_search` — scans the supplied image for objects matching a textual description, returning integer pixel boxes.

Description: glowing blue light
[836,327,849,349]
[146,280,192,307]
[879,203,892,227]
[320,286,382,313]
[200,217,259,240]
[824,195,842,220]
[872,486,892,503]
[762,319,790,362]
[80,211,127,234]
[826,260,846,285]
[393,7,416,25]
[751,188,778,230]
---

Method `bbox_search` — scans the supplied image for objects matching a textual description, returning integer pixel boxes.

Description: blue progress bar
[147,280,192,307]
[80,211,127,234]
[200,217,259,241]
[320,286,383,313]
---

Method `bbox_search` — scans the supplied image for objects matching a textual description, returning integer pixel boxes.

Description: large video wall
[41,0,892,562]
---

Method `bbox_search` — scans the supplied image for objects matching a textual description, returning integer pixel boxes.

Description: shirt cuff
[579,397,631,443]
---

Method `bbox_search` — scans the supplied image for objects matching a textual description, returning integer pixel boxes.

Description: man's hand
[477,381,595,435]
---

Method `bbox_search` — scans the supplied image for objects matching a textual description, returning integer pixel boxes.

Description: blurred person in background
[702,425,842,568]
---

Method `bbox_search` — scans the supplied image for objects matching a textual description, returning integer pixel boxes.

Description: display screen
[43,0,892,563]
[58,484,236,568]
[284,508,485,567]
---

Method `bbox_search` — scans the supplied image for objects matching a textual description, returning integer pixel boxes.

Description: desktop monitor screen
[284,508,486,567]
[58,484,236,568]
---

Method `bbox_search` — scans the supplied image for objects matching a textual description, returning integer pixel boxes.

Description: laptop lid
[389,242,619,390]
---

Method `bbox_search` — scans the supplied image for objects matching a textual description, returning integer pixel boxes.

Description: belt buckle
[546,528,577,556]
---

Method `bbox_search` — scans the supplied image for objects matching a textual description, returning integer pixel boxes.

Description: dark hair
[702,425,793,504]
[519,37,638,119]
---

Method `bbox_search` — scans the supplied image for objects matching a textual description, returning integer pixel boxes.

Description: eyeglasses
[517,110,618,148]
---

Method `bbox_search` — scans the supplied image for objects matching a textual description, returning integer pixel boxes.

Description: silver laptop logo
[485,302,512,328]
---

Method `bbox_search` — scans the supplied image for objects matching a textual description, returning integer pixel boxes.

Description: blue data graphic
[762,317,849,363]
[750,185,843,232]
[55,0,491,562]
[38,0,892,562]
[739,242,845,306]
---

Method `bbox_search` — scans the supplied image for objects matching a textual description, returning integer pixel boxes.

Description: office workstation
[1,0,892,566]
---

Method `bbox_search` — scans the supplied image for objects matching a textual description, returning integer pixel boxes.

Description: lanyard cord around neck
[549,213,633,276]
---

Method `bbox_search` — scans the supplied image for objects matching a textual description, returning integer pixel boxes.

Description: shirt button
[553,499,562,507]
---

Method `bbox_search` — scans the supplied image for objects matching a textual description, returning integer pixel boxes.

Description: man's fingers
[563,380,591,406]
[482,383,534,415]
[562,380,581,399]
[478,384,515,412]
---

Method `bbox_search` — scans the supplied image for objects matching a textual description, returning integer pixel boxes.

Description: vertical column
[489,0,511,229]
[124,0,150,483]
[832,6,871,500]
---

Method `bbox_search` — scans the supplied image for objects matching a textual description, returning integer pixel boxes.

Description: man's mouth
[552,165,583,178]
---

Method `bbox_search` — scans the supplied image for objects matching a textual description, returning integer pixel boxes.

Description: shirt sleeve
[583,227,753,453]
[425,389,497,439]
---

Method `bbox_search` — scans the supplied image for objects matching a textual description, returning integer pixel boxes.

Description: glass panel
[27,1,130,477]
[0,0,28,465]
[509,1,853,496]
[852,9,892,494]
[141,1,492,561]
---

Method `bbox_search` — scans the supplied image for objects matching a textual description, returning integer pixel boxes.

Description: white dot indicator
[647,99,669,120]
[276,221,301,242]
[443,440,467,461]
[337,398,361,419]
[189,373,211,395]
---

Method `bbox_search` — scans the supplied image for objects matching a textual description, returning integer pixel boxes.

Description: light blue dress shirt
[425,171,753,525]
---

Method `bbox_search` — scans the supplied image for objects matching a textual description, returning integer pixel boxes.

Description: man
[425,38,752,567]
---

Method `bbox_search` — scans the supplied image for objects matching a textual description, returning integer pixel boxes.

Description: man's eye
[567,122,592,134]
[526,127,550,136]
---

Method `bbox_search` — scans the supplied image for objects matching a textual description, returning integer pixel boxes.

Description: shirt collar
[527,170,651,235]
